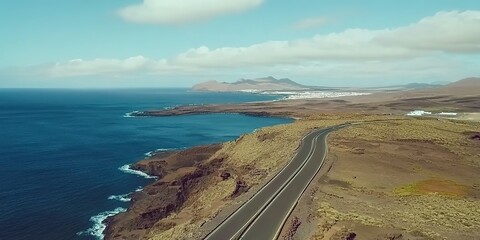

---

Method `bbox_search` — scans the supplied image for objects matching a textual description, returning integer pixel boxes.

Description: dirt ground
[281,119,480,240]
[106,116,480,240]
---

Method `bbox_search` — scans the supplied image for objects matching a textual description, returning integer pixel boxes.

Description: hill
[415,77,480,96]
[192,76,309,92]
[445,77,480,88]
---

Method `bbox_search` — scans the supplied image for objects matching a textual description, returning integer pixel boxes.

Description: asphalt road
[205,125,345,240]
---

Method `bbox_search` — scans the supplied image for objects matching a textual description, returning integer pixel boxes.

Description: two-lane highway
[205,125,346,240]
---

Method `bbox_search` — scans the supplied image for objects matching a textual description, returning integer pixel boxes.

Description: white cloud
[173,10,480,67]
[44,56,209,78]
[375,10,480,53]
[9,10,479,85]
[172,29,419,68]
[47,56,157,77]
[118,0,263,25]
[294,17,328,29]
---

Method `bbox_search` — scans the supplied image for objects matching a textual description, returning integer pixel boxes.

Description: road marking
[271,132,330,240]
[231,134,321,240]
[239,131,327,239]
[226,133,321,240]
[204,129,324,240]
[205,125,348,240]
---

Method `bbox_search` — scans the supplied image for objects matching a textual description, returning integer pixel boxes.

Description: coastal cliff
[104,145,222,239]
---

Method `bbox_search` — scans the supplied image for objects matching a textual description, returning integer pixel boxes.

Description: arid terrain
[136,78,480,119]
[283,118,480,240]
[106,78,480,240]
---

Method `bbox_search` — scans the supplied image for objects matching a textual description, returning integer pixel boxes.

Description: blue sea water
[0,89,291,240]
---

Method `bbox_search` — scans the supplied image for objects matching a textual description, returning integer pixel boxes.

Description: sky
[0,0,479,88]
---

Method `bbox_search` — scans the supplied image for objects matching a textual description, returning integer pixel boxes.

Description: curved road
[205,124,347,240]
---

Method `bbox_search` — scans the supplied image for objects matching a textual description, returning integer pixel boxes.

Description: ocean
[0,89,291,240]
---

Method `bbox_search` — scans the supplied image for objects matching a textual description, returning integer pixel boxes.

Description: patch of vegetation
[394,179,469,197]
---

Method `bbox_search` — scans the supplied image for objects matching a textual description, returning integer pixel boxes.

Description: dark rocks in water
[131,144,222,177]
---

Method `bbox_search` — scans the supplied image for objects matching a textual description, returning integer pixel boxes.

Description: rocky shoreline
[131,104,291,118]
[104,144,244,240]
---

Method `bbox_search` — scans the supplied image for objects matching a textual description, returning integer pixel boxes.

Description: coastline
[99,96,297,239]
[103,144,226,239]
[131,86,480,119]
[103,84,480,239]
[104,111,480,240]
[103,109,299,239]
[101,110,369,239]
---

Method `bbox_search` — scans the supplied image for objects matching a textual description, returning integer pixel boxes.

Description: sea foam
[77,207,127,240]
[118,164,157,179]
[123,111,141,118]
[108,193,131,202]
[144,148,175,157]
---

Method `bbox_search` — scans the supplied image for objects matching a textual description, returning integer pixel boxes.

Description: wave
[123,111,141,118]
[108,193,131,202]
[77,207,127,240]
[124,106,179,118]
[118,164,157,179]
[144,148,177,157]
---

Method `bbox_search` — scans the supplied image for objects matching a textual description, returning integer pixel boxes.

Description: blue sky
[1,0,479,88]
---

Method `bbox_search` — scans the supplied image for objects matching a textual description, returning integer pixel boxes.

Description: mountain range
[192,76,308,92]
[192,76,480,92]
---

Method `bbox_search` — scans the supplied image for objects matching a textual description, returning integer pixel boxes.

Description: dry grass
[146,114,389,240]
[310,117,480,239]
[396,195,480,231]
[146,114,480,239]
[394,179,470,197]
[338,118,480,167]
[341,118,479,145]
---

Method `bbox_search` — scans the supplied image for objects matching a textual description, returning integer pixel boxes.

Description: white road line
[204,129,323,240]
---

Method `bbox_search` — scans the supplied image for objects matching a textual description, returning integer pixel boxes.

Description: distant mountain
[374,82,445,90]
[396,77,479,90]
[192,76,309,92]
[431,80,452,85]
[401,82,444,89]
[405,77,480,97]
[445,77,480,88]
